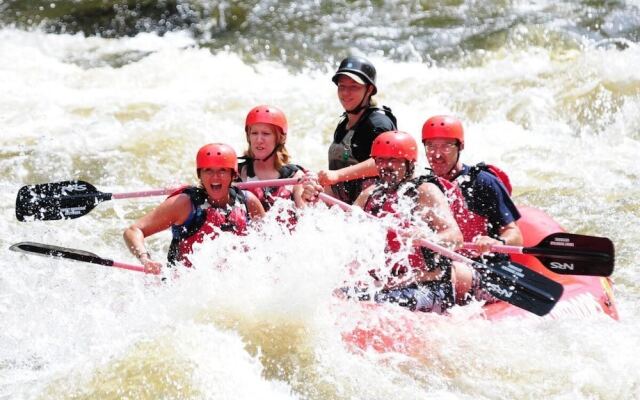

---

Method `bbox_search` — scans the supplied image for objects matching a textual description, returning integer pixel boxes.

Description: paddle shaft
[111,177,301,199]
[111,261,146,273]
[112,188,178,200]
[464,243,611,260]
[420,240,555,300]
[16,177,303,221]
[10,242,148,274]
[461,231,614,277]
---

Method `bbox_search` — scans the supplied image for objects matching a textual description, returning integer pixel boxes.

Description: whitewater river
[1,1,639,399]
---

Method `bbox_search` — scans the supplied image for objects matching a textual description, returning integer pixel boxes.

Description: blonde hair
[244,124,291,170]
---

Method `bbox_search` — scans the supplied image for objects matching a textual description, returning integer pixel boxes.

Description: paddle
[317,193,563,316]
[9,242,150,274]
[463,233,614,277]
[15,177,302,221]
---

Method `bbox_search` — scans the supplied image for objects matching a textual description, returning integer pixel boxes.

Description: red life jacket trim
[167,186,249,267]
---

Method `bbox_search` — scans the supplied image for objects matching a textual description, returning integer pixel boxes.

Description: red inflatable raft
[341,205,618,353]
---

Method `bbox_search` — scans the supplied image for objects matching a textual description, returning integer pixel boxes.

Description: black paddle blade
[476,261,564,317]
[9,242,112,266]
[530,233,615,277]
[15,180,110,221]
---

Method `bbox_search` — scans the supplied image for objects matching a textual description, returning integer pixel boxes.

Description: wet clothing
[438,163,520,264]
[167,186,249,267]
[374,283,452,313]
[361,176,455,313]
[451,163,519,238]
[237,160,303,212]
[328,106,397,204]
[436,163,520,305]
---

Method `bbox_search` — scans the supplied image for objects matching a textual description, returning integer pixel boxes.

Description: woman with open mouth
[123,143,265,272]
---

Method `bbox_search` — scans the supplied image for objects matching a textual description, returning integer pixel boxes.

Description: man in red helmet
[124,143,265,273]
[308,131,464,312]
[421,116,523,263]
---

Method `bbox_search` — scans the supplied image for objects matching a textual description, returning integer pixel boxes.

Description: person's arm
[317,158,377,186]
[299,172,329,206]
[291,170,306,208]
[471,175,523,252]
[473,221,523,252]
[384,268,448,291]
[353,184,375,208]
[123,194,192,274]
[414,183,463,249]
[244,191,266,219]
[384,183,462,288]
[499,222,523,245]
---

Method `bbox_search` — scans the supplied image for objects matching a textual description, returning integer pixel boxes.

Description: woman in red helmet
[312,56,397,205]
[238,105,305,212]
[123,143,265,273]
[421,115,522,259]
[351,131,463,313]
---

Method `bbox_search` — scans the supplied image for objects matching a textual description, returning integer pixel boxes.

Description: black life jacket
[237,160,305,211]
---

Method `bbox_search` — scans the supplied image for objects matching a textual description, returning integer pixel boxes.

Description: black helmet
[332,56,377,95]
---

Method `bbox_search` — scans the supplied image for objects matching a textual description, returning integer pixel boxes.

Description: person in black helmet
[311,56,398,205]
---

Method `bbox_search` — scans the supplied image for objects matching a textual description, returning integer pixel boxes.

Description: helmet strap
[346,85,372,115]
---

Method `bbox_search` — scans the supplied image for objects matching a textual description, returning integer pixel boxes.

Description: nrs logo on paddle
[61,183,87,195]
[549,261,575,271]
[484,282,514,299]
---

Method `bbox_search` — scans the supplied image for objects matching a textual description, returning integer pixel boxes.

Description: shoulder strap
[278,163,305,178]
[229,186,249,213]
[411,170,445,193]
[333,114,349,142]
[363,184,388,216]
[379,105,397,129]
[174,187,207,236]
[181,186,207,206]
[237,158,255,178]
[334,105,397,142]
[362,105,398,129]
[223,187,251,230]
[470,162,513,195]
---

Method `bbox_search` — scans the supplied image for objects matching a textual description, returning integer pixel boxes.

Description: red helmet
[196,143,237,172]
[245,105,288,135]
[421,115,464,150]
[370,131,418,162]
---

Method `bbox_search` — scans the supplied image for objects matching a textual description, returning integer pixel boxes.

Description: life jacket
[167,186,249,267]
[237,161,304,211]
[437,162,512,242]
[329,106,397,171]
[363,175,451,280]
